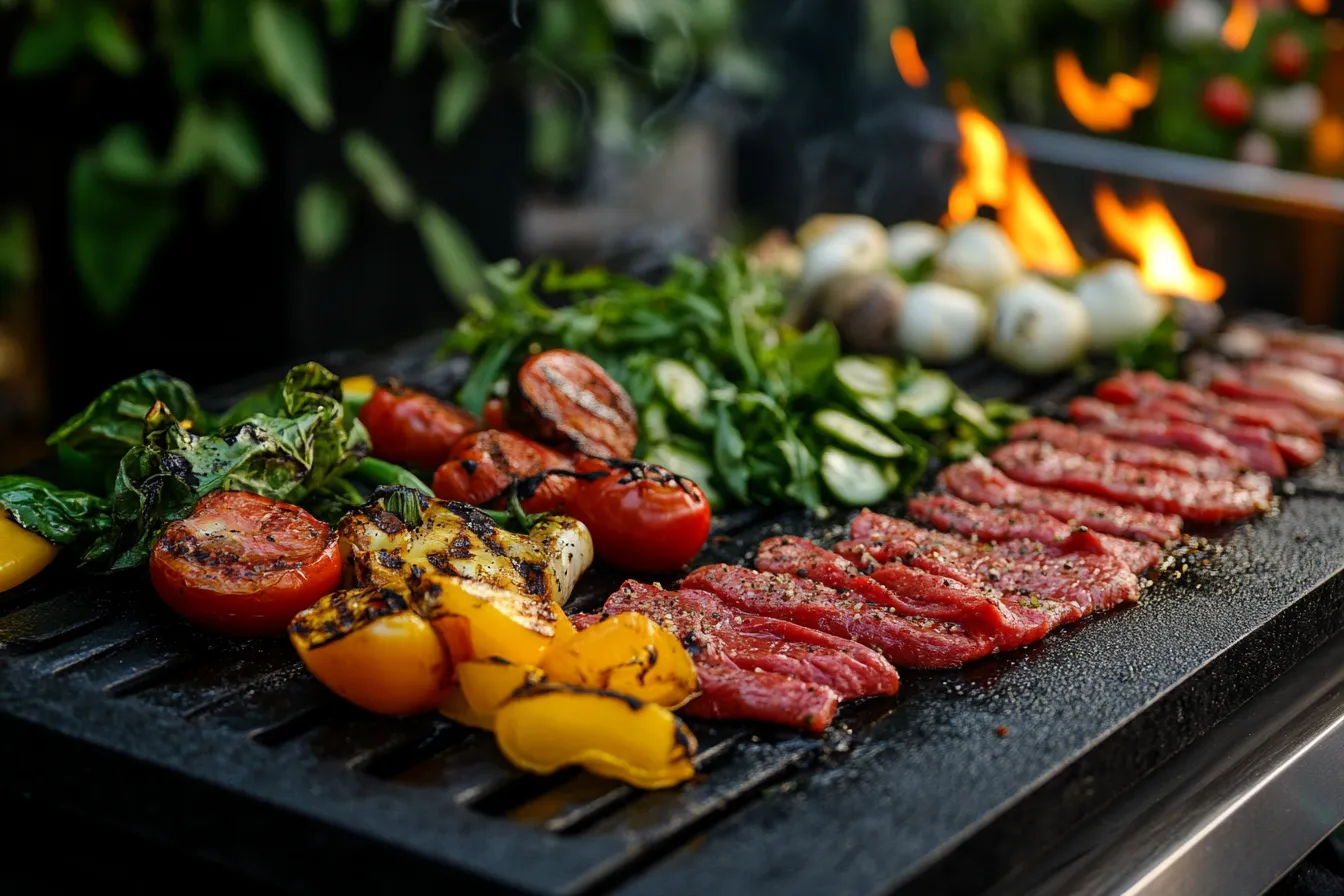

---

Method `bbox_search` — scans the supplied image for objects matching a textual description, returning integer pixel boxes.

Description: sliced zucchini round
[653,360,709,429]
[813,409,907,459]
[820,448,893,506]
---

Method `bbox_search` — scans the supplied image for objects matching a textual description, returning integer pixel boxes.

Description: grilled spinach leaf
[0,474,112,546]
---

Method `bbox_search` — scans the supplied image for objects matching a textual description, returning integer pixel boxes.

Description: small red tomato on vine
[1202,75,1253,128]
[1269,33,1309,82]
[567,458,712,571]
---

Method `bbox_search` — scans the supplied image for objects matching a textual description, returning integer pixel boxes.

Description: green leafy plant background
[0,0,772,320]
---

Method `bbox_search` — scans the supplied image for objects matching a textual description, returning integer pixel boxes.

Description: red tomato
[567,458,712,571]
[149,491,343,637]
[482,397,508,431]
[432,430,576,512]
[1202,75,1253,128]
[514,350,638,458]
[1269,33,1309,82]
[358,382,481,470]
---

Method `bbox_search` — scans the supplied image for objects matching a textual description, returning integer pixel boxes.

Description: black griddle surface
[3,340,1344,896]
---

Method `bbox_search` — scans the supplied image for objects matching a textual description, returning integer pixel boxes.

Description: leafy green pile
[444,251,1026,512]
[0,362,392,569]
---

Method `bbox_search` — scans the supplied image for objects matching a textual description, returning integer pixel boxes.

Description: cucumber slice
[834,356,897,397]
[951,393,1001,441]
[641,403,673,443]
[855,393,898,424]
[813,409,907,459]
[654,359,709,428]
[642,443,722,508]
[895,371,955,419]
[820,448,893,506]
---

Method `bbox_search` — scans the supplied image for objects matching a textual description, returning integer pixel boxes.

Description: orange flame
[1000,155,1083,277]
[944,107,1009,225]
[943,107,1081,274]
[1222,0,1258,51]
[1054,51,1160,133]
[1093,184,1225,301]
[890,27,929,88]
[1300,0,1327,14]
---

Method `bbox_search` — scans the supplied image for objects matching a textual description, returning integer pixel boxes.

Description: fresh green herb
[349,457,432,494]
[443,250,1024,511]
[0,475,112,547]
[1117,313,1180,380]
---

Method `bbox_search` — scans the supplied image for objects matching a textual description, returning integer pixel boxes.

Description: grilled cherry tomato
[1202,75,1252,128]
[358,381,481,470]
[149,491,343,637]
[482,397,508,430]
[566,458,711,571]
[432,429,576,513]
[514,350,639,458]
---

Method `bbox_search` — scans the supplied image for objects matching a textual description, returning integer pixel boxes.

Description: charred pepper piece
[412,574,566,667]
[289,583,453,716]
[493,683,698,789]
[539,612,699,709]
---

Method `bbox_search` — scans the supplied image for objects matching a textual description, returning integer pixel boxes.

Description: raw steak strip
[991,441,1272,524]
[1009,418,1244,480]
[1069,396,1288,476]
[846,510,1142,616]
[940,456,1182,544]
[906,493,1162,574]
[684,562,1000,667]
[1096,370,1323,440]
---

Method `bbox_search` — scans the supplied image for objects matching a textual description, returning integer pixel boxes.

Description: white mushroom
[1256,84,1323,137]
[990,277,1089,375]
[934,218,1022,297]
[817,272,907,354]
[1074,260,1170,352]
[786,217,889,324]
[896,282,988,366]
[887,221,946,272]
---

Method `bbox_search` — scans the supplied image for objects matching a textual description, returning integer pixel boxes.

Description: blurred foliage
[2,0,772,319]
[897,0,1328,170]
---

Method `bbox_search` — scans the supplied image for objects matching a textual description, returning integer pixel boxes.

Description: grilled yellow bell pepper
[539,613,699,709]
[439,686,497,731]
[412,574,565,667]
[289,584,453,716]
[493,683,698,789]
[457,658,547,717]
[0,514,60,593]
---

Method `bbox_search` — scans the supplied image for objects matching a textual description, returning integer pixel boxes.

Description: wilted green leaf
[343,131,415,220]
[434,50,488,142]
[70,153,177,319]
[210,108,265,187]
[98,125,161,185]
[0,475,111,546]
[296,181,351,263]
[83,5,141,74]
[250,0,333,130]
[416,201,483,305]
[9,12,83,76]
[324,0,360,36]
[164,102,213,181]
[391,0,430,74]
[0,209,37,288]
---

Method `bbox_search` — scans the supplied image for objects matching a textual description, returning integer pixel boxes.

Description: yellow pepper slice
[539,612,699,709]
[458,658,547,715]
[340,375,376,400]
[439,686,497,731]
[290,585,453,716]
[0,514,60,594]
[411,575,562,667]
[494,683,698,789]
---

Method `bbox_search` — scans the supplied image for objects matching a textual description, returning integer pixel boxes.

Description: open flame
[1094,183,1225,301]
[1054,51,1159,133]
[1299,0,1327,15]
[944,107,1082,276]
[1222,0,1258,51]
[945,106,1009,224]
[890,27,929,88]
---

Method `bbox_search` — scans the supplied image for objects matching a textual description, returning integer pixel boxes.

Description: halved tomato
[431,429,577,513]
[149,490,343,636]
